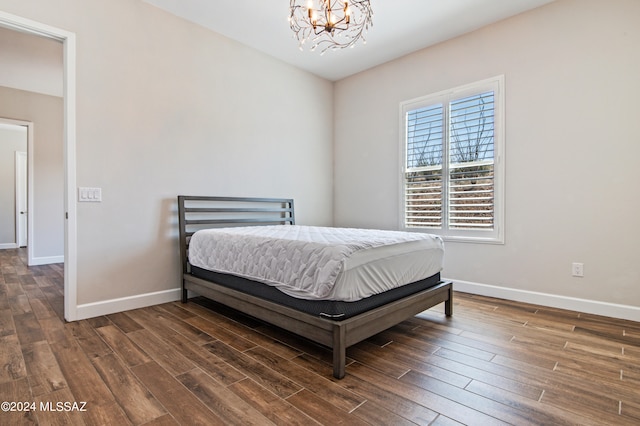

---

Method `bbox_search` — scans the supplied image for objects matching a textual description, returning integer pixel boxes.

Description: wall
[0,87,64,259]
[0,25,63,97]
[334,0,640,318]
[0,0,334,313]
[0,125,26,246]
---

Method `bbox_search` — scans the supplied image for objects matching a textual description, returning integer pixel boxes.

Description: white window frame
[399,75,505,244]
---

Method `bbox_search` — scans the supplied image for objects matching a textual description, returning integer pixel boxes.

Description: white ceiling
[143,0,554,81]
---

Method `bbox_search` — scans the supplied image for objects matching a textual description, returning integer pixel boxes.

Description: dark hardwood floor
[1,248,639,425]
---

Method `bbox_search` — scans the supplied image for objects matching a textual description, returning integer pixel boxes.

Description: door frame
[0,11,78,321]
[1,119,31,251]
[0,119,29,249]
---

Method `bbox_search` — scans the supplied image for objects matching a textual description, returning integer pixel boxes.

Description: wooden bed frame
[178,195,453,378]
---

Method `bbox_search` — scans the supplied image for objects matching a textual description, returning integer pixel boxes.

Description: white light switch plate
[78,187,102,202]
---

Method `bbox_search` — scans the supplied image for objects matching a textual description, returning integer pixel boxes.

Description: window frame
[399,75,505,244]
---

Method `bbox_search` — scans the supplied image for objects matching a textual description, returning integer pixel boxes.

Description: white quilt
[188,225,443,301]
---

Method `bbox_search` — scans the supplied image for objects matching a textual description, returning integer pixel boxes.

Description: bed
[178,195,453,378]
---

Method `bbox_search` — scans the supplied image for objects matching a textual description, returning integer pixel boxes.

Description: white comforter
[188,225,443,301]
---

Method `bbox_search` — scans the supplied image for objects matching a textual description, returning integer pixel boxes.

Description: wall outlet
[572,262,584,277]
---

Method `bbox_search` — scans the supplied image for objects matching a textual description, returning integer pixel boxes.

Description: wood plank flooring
[1,247,639,425]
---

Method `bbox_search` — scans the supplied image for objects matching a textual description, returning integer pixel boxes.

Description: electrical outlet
[572,262,584,277]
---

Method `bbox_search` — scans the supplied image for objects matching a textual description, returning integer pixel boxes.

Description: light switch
[78,187,102,202]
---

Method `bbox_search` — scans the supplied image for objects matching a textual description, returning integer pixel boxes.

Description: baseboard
[74,280,640,323]
[0,243,18,249]
[30,255,64,265]
[448,278,640,322]
[76,287,182,320]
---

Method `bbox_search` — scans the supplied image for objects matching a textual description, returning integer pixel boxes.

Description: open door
[15,150,27,247]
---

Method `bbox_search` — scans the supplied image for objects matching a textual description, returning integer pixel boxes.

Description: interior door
[16,150,27,247]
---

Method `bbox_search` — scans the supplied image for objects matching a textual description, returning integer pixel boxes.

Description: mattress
[188,225,444,302]
[190,266,442,320]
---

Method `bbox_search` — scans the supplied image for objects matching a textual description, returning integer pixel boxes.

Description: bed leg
[181,282,188,303]
[333,325,346,379]
[445,283,453,317]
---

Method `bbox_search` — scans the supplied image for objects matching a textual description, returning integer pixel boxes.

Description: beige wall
[4,0,637,319]
[0,87,64,259]
[0,0,334,306]
[0,25,63,97]
[334,0,640,312]
[0,125,27,245]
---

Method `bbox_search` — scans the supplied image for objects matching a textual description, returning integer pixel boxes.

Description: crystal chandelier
[288,0,373,54]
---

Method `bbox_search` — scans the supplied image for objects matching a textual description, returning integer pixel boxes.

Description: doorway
[0,121,27,250]
[0,11,78,321]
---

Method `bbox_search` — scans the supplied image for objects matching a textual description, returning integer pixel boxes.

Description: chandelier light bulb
[289,0,373,54]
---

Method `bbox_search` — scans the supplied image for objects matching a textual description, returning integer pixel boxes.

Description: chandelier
[288,0,373,54]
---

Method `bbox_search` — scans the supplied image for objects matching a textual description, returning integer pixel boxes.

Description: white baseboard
[76,288,182,320]
[74,280,640,323]
[448,278,640,323]
[30,255,64,265]
[0,243,18,249]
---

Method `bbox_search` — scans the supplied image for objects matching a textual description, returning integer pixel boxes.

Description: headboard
[177,196,295,274]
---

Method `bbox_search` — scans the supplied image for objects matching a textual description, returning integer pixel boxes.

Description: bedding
[188,225,444,302]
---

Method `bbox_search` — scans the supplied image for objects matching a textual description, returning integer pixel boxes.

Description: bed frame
[178,195,453,378]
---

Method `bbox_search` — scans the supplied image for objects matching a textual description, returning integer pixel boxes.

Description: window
[400,76,504,243]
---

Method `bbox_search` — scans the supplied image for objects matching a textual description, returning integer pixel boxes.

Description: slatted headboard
[177,196,295,274]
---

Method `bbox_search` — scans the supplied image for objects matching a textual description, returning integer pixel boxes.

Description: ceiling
[143,0,554,81]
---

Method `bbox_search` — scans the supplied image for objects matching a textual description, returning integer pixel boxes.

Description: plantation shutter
[448,92,495,229]
[405,104,444,228]
[404,91,495,231]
